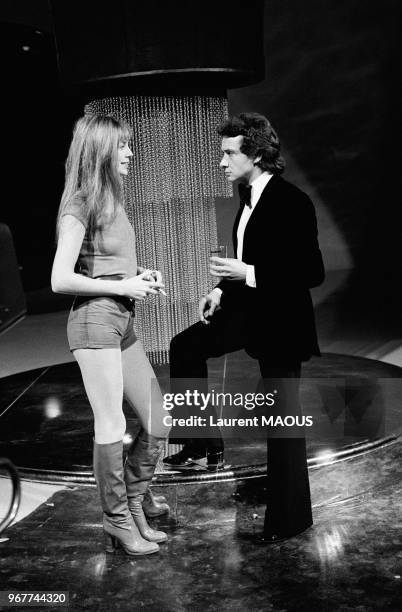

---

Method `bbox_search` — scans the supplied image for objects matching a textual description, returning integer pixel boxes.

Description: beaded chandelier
[85,96,231,363]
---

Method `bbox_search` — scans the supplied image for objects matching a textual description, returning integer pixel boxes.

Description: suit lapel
[251,174,281,214]
[232,175,283,255]
[232,203,245,255]
[241,175,282,257]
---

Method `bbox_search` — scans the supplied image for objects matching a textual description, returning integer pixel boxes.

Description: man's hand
[209,256,247,281]
[199,290,221,324]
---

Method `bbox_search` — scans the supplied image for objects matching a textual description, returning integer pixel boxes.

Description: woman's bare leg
[73,348,126,443]
[121,338,169,438]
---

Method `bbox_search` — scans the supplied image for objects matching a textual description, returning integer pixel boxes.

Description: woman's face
[117,141,133,176]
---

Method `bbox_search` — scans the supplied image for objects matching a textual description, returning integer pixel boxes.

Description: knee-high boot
[93,439,159,555]
[142,488,170,518]
[124,430,168,543]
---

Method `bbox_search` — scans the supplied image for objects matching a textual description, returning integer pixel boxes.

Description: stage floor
[0,352,400,484]
[1,436,401,611]
[0,313,401,610]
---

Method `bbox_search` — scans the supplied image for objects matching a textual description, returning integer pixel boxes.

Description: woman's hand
[120,270,164,301]
[149,269,163,285]
[138,267,163,284]
[139,268,166,295]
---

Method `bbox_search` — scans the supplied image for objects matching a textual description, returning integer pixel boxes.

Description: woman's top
[61,200,137,279]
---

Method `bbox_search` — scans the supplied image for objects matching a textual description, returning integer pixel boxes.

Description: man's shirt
[237,171,273,287]
[212,171,272,300]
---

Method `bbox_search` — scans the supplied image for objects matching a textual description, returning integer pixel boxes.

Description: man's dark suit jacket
[217,174,325,363]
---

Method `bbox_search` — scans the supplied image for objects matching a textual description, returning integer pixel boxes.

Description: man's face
[220,135,256,183]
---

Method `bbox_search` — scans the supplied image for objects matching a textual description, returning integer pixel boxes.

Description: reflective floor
[1,436,402,610]
[0,352,400,483]
[0,305,401,610]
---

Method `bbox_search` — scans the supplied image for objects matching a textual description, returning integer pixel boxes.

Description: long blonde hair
[56,114,132,239]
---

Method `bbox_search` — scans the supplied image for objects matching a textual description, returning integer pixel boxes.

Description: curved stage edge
[9,435,398,487]
[0,353,400,486]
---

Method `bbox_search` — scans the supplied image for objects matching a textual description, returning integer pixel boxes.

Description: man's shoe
[206,450,225,472]
[256,532,288,545]
[256,523,312,544]
[162,447,205,469]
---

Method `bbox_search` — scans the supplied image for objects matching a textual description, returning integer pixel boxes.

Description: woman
[52,114,170,556]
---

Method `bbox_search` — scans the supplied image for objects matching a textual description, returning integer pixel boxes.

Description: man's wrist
[246,265,257,288]
[211,288,223,300]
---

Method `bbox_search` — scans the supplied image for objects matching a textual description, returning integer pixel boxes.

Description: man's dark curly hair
[217,112,285,175]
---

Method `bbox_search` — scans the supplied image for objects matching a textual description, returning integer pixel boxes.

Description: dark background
[0,0,400,330]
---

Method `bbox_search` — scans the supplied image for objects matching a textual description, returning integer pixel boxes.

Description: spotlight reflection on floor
[44,397,62,419]
[82,554,109,580]
[314,524,349,571]
[315,449,337,464]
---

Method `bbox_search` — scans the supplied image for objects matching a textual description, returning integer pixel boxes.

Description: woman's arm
[51,215,162,299]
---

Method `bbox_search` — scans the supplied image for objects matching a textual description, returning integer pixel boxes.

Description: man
[164,113,325,541]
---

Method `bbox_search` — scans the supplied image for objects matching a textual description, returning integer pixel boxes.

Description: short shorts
[67,296,137,351]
